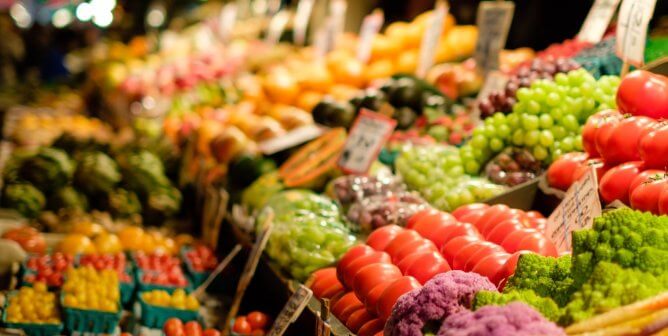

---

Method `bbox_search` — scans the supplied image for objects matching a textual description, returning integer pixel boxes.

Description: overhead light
[90,0,116,12]
[146,3,166,28]
[10,2,32,29]
[93,10,113,27]
[76,2,93,22]
[52,8,73,28]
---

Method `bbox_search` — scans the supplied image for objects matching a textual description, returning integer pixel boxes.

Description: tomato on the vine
[640,123,668,170]
[630,176,668,215]
[366,225,403,251]
[599,161,645,204]
[582,110,622,157]
[598,116,656,165]
[547,152,589,191]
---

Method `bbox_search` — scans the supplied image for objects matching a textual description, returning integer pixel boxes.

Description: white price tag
[545,167,602,253]
[314,17,337,58]
[329,0,348,42]
[218,3,237,42]
[577,0,621,44]
[616,0,657,66]
[265,10,291,45]
[293,0,315,46]
[356,10,384,64]
[417,1,449,78]
[338,109,397,174]
[474,2,515,75]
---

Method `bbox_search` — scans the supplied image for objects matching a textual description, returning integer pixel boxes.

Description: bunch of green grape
[395,145,505,211]
[460,69,620,174]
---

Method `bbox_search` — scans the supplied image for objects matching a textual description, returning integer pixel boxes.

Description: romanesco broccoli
[505,254,574,306]
[473,289,562,323]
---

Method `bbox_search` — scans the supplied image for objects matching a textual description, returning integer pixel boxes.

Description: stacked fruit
[164,319,221,336]
[78,253,132,282]
[462,69,620,175]
[537,39,593,59]
[478,57,581,117]
[141,289,199,311]
[23,253,74,287]
[134,252,189,288]
[5,283,60,324]
[183,245,218,273]
[547,70,668,214]
[62,266,119,312]
[232,311,271,335]
[394,145,504,211]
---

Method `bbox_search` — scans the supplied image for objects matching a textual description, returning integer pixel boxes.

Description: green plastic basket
[180,247,211,287]
[136,269,192,294]
[137,294,198,329]
[60,294,122,334]
[2,291,63,336]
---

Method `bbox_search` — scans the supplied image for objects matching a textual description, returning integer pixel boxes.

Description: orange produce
[295,91,324,112]
[396,51,419,73]
[329,58,366,88]
[365,59,396,83]
[93,233,123,254]
[2,226,46,254]
[117,226,145,251]
[263,70,299,105]
[70,221,104,237]
[58,234,95,255]
[370,36,402,62]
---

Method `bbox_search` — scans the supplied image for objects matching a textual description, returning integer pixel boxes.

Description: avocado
[393,107,418,130]
[388,77,423,110]
[358,89,388,112]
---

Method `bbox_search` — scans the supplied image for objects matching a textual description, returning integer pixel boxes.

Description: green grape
[532,88,546,103]
[465,160,481,174]
[483,125,497,138]
[445,193,460,209]
[551,126,567,140]
[574,136,584,151]
[533,146,549,161]
[517,87,532,101]
[512,130,525,145]
[527,100,541,115]
[539,130,555,147]
[580,82,594,97]
[471,135,488,149]
[546,92,561,107]
[507,114,520,128]
[497,124,511,139]
[459,189,475,205]
[448,165,464,177]
[561,137,574,152]
[550,107,564,120]
[539,114,554,129]
[555,73,569,86]
[492,113,506,126]
[489,138,504,152]
[524,130,540,146]
[562,114,580,132]
[522,115,540,130]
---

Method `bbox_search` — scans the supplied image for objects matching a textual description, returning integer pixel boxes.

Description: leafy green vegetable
[74,151,121,195]
[48,186,88,211]
[105,188,141,218]
[2,183,46,218]
[18,148,74,192]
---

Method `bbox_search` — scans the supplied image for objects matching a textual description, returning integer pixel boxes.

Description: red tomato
[337,245,375,286]
[185,321,203,336]
[345,308,374,333]
[547,152,589,190]
[640,123,668,169]
[494,251,532,290]
[435,222,481,247]
[532,218,547,232]
[599,116,656,165]
[582,110,622,157]
[516,233,558,257]
[358,319,385,336]
[310,268,341,299]
[571,158,610,185]
[594,112,622,157]
[365,280,393,315]
[524,211,543,220]
[441,235,482,266]
[395,251,428,274]
[616,70,668,119]
[599,161,645,204]
[246,312,270,330]
[411,215,457,246]
[164,318,184,336]
[630,177,668,214]
[500,228,538,253]
[405,251,451,284]
[366,225,404,251]
[629,170,665,196]
[451,241,488,270]
[451,203,489,220]
[481,208,525,236]
[392,239,437,264]
[473,205,511,234]
[342,251,392,289]
[660,186,668,215]
[353,263,402,301]
[331,292,363,323]
[486,218,526,244]
[406,209,438,229]
[383,230,423,258]
[203,329,221,336]
[463,242,505,272]
[471,252,511,286]
[377,276,422,320]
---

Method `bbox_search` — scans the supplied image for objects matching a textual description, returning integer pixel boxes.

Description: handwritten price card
[338,109,397,174]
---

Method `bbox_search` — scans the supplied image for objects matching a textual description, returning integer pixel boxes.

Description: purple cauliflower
[385,271,497,336]
[438,302,566,336]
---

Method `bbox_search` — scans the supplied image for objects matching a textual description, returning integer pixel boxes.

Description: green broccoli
[74,151,122,195]
[473,289,562,323]
[2,183,46,218]
[18,148,74,192]
[105,188,141,218]
[504,254,574,307]
[48,186,88,211]
[571,208,668,286]
[560,261,668,325]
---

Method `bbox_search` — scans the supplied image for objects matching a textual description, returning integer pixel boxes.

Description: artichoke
[116,150,170,195]
[2,148,36,184]
[52,132,108,154]
[74,151,121,195]
[18,148,74,192]
[105,188,142,218]
[2,183,46,218]
[146,186,182,217]
[48,186,88,211]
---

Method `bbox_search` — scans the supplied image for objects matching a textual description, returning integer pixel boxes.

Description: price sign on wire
[265,10,291,45]
[356,10,384,64]
[416,0,449,78]
[474,1,515,75]
[577,0,621,44]
[616,0,657,67]
[338,109,397,174]
[545,167,602,253]
[267,285,313,336]
[293,0,315,46]
[218,3,237,42]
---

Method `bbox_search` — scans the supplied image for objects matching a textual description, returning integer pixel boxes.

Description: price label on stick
[267,285,313,336]
[474,1,515,75]
[329,0,347,43]
[338,109,397,174]
[577,0,621,44]
[293,0,314,46]
[616,0,657,67]
[218,3,237,42]
[356,10,384,63]
[416,1,449,78]
[265,10,291,45]
[545,167,602,253]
